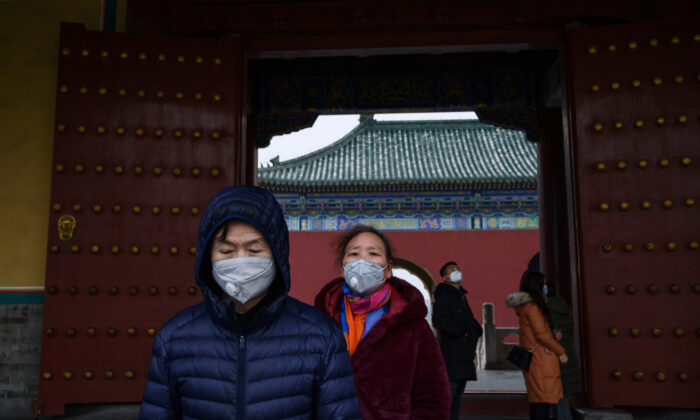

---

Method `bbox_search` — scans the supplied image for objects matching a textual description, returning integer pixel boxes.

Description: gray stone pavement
[28,370,699,419]
[37,404,140,420]
[466,369,527,393]
[31,370,526,419]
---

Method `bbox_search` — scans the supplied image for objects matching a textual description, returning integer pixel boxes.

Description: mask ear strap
[383,262,392,279]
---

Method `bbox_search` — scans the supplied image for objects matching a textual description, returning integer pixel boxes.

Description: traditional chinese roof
[258,116,536,193]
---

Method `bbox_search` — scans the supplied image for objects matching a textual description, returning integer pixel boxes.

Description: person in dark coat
[546,282,582,398]
[315,225,450,420]
[432,261,483,420]
[140,185,361,419]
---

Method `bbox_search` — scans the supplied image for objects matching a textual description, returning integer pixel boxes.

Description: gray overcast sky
[257,111,478,166]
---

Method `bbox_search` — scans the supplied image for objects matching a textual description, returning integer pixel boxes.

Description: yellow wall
[0,0,125,289]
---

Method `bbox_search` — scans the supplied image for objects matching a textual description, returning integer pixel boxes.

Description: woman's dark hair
[334,225,394,267]
[519,270,552,326]
[527,252,540,272]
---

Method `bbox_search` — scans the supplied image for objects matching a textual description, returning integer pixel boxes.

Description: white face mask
[212,256,276,304]
[448,270,463,283]
[343,259,388,294]
[543,284,549,296]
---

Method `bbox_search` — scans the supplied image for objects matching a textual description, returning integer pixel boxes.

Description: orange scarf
[341,283,391,356]
[343,298,368,356]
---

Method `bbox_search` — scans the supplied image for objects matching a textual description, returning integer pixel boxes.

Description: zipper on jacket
[237,335,246,420]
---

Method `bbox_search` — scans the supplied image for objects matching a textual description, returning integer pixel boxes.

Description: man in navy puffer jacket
[140,185,361,419]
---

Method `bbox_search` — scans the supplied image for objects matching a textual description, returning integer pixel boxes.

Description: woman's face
[342,232,392,280]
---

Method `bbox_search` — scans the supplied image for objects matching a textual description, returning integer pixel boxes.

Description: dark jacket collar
[435,282,468,296]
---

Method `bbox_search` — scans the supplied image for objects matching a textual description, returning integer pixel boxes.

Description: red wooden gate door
[39,23,242,415]
[566,18,699,408]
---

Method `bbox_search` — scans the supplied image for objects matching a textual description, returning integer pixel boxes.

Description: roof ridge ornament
[359,113,374,124]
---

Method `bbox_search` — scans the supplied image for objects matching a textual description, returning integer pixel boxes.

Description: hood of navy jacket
[195,185,290,329]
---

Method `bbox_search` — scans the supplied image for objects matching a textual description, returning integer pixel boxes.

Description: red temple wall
[288,229,539,327]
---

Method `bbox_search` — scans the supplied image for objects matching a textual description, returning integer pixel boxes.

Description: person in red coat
[315,225,451,419]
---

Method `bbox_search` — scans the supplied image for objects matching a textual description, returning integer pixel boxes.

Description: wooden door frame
[238,28,582,393]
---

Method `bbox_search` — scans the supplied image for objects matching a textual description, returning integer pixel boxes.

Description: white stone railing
[481,302,520,370]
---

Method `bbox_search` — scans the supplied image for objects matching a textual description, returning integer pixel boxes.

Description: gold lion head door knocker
[58,215,76,241]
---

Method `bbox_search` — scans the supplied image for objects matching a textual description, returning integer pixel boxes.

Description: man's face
[211,220,273,263]
[442,263,459,281]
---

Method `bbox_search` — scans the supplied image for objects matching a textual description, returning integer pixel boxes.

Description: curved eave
[259,179,537,194]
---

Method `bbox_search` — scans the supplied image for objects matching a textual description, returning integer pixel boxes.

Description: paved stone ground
[36,404,529,420]
[26,370,699,419]
[37,404,140,420]
[466,369,527,393]
[30,370,525,419]
[458,371,528,419]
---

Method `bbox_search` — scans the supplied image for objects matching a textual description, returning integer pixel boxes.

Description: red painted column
[537,108,573,306]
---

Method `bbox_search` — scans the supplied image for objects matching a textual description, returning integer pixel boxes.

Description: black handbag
[507,344,533,371]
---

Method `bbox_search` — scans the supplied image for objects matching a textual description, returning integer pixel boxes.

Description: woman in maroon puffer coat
[315,225,450,419]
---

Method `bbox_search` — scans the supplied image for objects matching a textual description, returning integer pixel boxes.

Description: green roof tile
[258,117,536,192]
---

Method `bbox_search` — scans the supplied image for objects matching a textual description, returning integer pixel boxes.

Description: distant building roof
[258,116,537,193]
